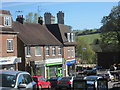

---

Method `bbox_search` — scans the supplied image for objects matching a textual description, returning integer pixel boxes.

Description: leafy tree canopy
[100,5,120,52]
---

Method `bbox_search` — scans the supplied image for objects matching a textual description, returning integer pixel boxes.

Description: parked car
[84,75,103,89]
[83,67,96,75]
[0,70,37,90]
[48,77,62,88]
[98,73,114,81]
[32,76,51,90]
[57,76,83,90]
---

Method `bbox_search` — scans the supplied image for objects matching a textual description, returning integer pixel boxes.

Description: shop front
[66,59,76,76]
[34,60,45,77]
[45,58,63,79]
[0,56,21,70]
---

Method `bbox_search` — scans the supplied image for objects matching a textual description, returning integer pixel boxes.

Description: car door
[23,74,34,89]
[39,77,48,88]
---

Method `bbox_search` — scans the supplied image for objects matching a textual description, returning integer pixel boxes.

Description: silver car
[84,75,102,89]
[0,70,37,90]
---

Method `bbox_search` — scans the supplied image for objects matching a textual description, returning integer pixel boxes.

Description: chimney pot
[16,15,24,24]
[38,16,43,25]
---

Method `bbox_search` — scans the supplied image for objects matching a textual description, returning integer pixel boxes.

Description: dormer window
[67,33,71,42]
[66,33,75,42]
[4,16,12,26]
[71,33,75,42]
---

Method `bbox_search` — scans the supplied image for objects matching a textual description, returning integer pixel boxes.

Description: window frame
[67,48,71,58]
[58,46,62,55]
[26,46,31,57]
[71,33,74,42]
[35,46,41,56]
[4,16,12,26]
[6,39,14,52]
[45,46,50,56]
[67,33,71,42]
[71,48,75,58]
[52,46,56,56]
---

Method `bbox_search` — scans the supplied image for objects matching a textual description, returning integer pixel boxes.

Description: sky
[1,2,119,30]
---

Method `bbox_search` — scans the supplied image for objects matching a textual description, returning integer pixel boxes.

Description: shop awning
[66,60,76,65]
[0,56,21,65]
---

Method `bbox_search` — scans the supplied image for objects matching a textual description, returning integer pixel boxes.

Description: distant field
[77,34,100,44]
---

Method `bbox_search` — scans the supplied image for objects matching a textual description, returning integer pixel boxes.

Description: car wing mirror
[18,84,27,88]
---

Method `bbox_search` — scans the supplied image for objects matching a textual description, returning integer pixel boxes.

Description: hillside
[77,33,100,45]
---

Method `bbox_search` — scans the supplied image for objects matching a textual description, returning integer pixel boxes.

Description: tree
[76,37,96,64]
[26,12,38,23]
[100,4,120,52]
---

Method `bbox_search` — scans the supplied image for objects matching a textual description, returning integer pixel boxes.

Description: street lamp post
[82,48,86,67]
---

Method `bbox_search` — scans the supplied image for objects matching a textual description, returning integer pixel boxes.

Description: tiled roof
[12,22,62,46]
[45,24,76,45]
[0,27,18,34]
[0,9,11,15]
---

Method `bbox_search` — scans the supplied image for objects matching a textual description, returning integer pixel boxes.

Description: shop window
[45,46,50,56]
[35,46,41,56]
[26,46,31,57]
[7,39,13,52]
[52,46,56,56]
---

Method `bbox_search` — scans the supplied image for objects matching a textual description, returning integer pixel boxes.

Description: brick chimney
[44,12,55,24]
[51,16,55,24]
[44,12,51,24]
[38,16,43,25]
[16,15,24,24]
[57,11,64,24]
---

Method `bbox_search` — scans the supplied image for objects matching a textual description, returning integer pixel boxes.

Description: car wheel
[38,85,42,90]
[33,84,38,90]
[48,85,51,90]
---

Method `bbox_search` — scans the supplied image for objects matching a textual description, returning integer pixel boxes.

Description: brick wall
[0,34,17,57]
[64,46,75,60]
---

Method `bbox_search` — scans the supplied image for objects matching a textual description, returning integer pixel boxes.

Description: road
[41,81,120,90]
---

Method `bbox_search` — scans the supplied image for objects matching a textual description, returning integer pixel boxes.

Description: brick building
[0,10,21,70]
[0,10,76,78]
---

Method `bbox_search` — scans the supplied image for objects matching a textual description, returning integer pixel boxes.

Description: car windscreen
[85,77,99,81]
[0,74,16,87]
[61,77,72,80]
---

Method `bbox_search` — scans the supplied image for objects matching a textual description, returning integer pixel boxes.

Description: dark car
[98,74,111,81]
[57,76,83,90]
[83,68,96,75]
[84,75,102,89]
[48,77,62,88]
[57,76,74,90]
[0,70,37,90]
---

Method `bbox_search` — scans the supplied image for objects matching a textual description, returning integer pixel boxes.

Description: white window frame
[71,33,74,42]
[4,16,12,26]
[7,39,13,52]
[58,46,62,55]
[67,33,71,42]
[35,46,41,56]
[72,48,75,58]
[67,48,70,58]
[26,46,31,57]
[46,46,50,56]
[52,46,56,56]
